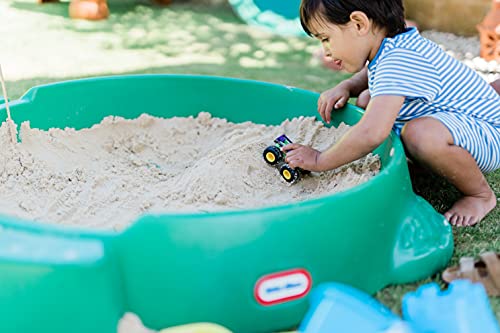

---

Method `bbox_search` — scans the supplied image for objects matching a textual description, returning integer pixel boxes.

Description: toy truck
[262,134,309,183]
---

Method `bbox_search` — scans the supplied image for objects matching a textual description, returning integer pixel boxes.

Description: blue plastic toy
[298,283,414,333]
[299,281,500,333]
[228,0,305,36]
[403,280,500,333]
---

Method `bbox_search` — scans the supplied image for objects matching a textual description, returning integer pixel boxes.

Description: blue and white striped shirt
[367,28,500,134]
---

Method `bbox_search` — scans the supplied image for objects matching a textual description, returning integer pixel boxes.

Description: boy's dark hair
[300,0,406,38]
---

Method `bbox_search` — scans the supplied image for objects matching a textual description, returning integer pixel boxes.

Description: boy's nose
[322,46,332,58]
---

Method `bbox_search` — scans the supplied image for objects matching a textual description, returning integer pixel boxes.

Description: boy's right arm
[318,67,369,124]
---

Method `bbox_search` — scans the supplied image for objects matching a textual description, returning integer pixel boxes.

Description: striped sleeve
[371,48,442,101]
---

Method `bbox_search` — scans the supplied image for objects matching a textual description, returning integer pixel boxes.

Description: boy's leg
[491,79,500,95]
[401,117,496,227]
[355,89,371,109]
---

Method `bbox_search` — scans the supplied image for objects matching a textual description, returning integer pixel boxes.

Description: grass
[3,0,500,325]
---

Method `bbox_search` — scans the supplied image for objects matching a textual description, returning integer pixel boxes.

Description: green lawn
[3,0,499,325]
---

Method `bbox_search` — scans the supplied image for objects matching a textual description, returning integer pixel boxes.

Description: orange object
[69,0,109,20]
[41,0,172,21]
[477,0,500,61]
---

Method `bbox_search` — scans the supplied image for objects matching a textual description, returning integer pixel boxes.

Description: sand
[0,112,380,231]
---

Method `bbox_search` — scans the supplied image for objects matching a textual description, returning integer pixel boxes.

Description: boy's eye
[321,38,329,43]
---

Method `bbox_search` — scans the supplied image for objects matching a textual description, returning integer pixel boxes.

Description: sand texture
[0,113,380,230]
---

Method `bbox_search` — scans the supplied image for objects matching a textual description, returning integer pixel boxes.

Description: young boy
[284,0,500,227]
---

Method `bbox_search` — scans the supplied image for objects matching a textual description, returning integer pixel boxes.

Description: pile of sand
[0,113,380,230]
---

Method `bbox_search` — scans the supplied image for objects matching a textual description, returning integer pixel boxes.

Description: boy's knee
[401,118,450,157]
[401,120,426,154]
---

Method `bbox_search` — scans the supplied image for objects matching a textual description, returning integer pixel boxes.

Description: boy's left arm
[283,95,405,172]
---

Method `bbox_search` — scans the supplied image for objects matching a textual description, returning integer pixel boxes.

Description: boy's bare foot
[444,190,497,227]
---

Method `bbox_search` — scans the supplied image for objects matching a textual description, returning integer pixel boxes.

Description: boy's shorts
[425,112,500,173]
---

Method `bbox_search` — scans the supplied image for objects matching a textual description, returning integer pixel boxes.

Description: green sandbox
[0,75,453,333]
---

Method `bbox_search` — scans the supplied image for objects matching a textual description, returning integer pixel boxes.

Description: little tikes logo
[254,268,312,306]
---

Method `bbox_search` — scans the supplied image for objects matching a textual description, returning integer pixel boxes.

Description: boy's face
[308,14,374,73]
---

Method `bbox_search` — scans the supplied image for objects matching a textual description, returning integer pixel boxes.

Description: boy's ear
[349,11,370,35]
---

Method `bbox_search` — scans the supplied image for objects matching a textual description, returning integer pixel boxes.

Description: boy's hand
[283,144,322,172]
[318,82,350,124]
